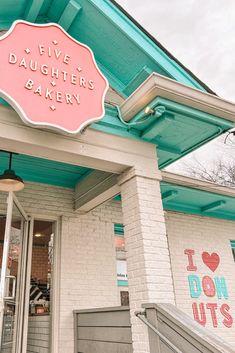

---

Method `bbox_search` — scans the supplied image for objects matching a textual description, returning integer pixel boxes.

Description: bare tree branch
[181,156,235,187]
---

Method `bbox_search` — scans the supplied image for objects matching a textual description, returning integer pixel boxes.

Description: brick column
[119,166,175,353]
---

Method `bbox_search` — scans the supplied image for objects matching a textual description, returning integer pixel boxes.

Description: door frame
[0,191,29,353]
[21,214,61,353]
[0,195,61,353]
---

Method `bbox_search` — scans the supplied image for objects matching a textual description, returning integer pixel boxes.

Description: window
[29,220,55,315]
[114,223,128,305]
[120,291,129,306]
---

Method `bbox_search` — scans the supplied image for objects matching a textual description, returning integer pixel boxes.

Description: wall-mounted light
[0,152,24,192]
[144,106,155,116]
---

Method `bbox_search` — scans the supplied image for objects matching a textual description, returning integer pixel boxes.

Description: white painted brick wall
[0,183,123,353]
[119,170,175,353]
[166,211,235,347]
[3,181,234,351]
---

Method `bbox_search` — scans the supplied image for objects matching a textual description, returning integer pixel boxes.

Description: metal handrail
[135,311,183,353]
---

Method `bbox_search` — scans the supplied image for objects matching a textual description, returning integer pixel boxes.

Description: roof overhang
[162,171,235,197]
[161,171,235,222]
[0,1,234,169]
[120,73,235,123]
[115,73,234,168]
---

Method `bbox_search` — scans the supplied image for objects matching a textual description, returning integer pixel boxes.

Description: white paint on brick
[4,178,234,352]
[119,168,175,353]
[166,211,235,347]
[0,183,123,353]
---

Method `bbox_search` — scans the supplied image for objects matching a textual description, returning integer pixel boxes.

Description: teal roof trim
[161,182,235,222]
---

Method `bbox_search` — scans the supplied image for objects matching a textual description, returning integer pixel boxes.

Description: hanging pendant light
[0,152,24,191]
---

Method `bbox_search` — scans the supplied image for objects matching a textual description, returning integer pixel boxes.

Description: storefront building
[0,1,235,353]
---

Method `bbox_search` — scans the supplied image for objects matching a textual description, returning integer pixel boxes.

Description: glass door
[0,192,29,353]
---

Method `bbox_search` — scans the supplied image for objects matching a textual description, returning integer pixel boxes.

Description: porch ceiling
[114,173,235,222]
[0,151,92,188]
[161,182,235,222]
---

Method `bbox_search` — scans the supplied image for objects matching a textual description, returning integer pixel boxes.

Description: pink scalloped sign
[0,21,109,134]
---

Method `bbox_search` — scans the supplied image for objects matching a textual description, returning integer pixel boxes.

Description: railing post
[144,307,161,353]
[73,311,78,353]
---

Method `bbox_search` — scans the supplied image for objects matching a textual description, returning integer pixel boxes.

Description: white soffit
[120,73,235,123]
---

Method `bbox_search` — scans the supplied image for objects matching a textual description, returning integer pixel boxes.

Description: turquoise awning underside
[0,152,91,188]
[161,182,235,222]
[92,101,233,169]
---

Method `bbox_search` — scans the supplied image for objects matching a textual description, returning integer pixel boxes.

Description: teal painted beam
[162,190,178,202]
[123,65,152,96]
[201,200,226,213]
[141,115,175,141]
[58,0,82,31]
[24,0,45,22]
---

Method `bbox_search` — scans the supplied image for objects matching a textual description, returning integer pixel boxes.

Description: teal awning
[161,181,235,222]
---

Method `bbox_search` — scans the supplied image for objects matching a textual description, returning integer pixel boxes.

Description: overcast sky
[119,0,235,101]
[117,0,235,172]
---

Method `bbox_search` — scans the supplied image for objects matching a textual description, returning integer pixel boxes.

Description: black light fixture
[0,152,24,192]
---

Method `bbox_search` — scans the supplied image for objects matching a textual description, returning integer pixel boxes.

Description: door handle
[4,275,16,300]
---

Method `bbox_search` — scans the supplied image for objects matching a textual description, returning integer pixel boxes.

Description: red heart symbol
[202,252,220,272]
